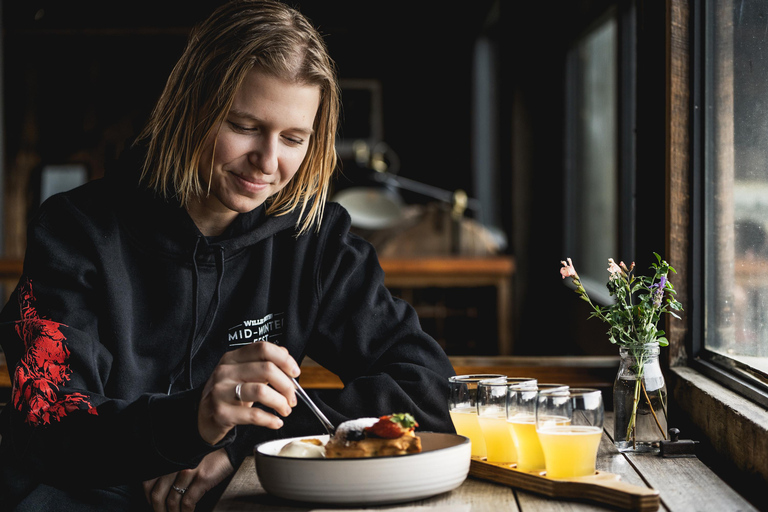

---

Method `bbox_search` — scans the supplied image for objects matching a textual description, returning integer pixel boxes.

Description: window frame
[667,2,768,493]
[686,0,768,410]
[562,4,637,306]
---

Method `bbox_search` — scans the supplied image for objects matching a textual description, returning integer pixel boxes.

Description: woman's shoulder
[36,179,111,216]
[30,178,122,236]
[317,201,353,234]
[314,202,376,258]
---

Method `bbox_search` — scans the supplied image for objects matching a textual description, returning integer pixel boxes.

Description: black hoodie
[0,149,456,507]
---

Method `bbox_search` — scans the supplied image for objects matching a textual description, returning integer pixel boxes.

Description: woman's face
[191,68,321,235]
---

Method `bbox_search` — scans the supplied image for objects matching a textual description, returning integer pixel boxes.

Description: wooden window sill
[671,366,768,501]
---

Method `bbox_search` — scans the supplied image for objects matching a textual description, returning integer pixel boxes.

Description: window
[564,12,619,303]
[701,0,768,404]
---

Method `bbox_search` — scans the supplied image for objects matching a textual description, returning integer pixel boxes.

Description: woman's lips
[232,172,270,193]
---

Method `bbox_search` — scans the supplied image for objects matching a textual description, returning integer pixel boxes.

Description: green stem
[641,380,667,439]
[624,278,639,340]
[626,374,642,444]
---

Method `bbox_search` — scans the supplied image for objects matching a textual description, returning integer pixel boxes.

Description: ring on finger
[172,485,187,495]
[235,382,243,402]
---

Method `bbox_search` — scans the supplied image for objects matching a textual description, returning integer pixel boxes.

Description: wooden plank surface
[602,415,757,512]
[506,426,661,512]
[213,457,523,512]
[470,460,659,511]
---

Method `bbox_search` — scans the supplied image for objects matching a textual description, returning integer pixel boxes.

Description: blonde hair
[137,0,339,234]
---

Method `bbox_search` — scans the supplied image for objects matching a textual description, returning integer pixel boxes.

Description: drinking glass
[536,387,605,478]
[477,377,537,463]
[448,374,505,458]
[506,383,568,473]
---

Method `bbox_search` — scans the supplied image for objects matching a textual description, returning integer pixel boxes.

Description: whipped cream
[277,439,326,458]
[333,417,379,442]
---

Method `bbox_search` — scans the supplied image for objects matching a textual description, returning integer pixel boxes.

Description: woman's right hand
[197,341,300,445]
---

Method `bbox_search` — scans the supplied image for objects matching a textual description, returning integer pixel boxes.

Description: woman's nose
[248,137,278,174]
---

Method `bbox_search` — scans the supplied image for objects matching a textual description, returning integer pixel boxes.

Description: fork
[292,377,336,436]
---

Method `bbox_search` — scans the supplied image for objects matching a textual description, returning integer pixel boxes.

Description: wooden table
[298,355,619,394]
[213,414,756,512]
[0,354,10,406]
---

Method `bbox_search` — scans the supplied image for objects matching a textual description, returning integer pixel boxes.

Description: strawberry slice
[365,413,419,439]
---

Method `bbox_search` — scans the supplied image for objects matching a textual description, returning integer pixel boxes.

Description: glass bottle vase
[613,342,668,452]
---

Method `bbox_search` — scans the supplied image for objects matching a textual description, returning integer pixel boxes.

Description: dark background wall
[2,0,639,357]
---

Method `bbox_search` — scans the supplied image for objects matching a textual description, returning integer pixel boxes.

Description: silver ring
[234,382,243,402]
[171,485,187,495]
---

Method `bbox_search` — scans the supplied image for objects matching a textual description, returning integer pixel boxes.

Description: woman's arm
[0,197,299,488]
[285,206,456,435]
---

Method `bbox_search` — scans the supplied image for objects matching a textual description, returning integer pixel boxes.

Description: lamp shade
[331,186,404,230]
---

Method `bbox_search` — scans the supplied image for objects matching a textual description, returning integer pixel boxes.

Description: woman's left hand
[143,448,234,512]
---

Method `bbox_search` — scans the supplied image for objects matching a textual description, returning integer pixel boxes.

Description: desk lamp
[332,141,481,234]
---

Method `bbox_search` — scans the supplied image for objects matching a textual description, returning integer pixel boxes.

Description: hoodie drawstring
[186,241,226,389]
[186,237,202,389]
[168,237,227,393]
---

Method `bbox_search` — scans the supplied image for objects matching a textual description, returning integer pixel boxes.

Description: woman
[0,1,455,510]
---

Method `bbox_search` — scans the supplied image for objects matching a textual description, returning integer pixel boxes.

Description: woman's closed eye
[228,121,257,133]
[228,121,304,146]
[282,134,305,146]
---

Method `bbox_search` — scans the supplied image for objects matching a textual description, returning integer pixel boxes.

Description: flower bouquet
[560,253,683,451]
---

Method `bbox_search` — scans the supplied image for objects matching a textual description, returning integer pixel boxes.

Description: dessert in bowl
[254,414,470,505]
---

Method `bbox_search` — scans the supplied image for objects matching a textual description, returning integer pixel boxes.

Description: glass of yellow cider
[477,377,537,464]
[448,374,506,459]
[535,387,605,479]
[506,383,569,473]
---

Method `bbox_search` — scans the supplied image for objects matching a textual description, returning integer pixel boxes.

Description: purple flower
[652,275,667,308]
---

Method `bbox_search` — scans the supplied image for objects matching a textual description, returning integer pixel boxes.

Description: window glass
[565,15,618,296]
[705,0,768,378]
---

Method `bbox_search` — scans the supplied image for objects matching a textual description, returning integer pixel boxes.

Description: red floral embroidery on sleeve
[11,277,97,425]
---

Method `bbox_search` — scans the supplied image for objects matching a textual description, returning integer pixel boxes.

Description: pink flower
[607,258,622,275]
[560,258,577,279]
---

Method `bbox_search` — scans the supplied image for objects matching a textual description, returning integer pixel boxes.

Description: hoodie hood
[108,143,303,260]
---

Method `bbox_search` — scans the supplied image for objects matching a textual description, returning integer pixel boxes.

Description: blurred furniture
[380,256,515,355]
[0,353,9,407]
[0,258,22,288]
[0,260,21,407]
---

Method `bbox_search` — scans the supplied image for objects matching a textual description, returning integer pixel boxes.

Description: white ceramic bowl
[254,432,470,505]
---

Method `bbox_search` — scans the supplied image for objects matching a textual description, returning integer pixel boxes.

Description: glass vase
[613,342,668,452]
